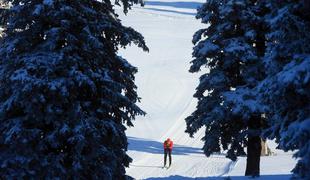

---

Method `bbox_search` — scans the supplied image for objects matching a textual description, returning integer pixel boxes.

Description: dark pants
[164,148,172,166]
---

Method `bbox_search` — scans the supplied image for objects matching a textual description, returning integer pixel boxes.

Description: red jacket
[163,139,173,150]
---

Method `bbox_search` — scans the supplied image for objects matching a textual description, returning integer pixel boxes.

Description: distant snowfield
[117,0,297,179]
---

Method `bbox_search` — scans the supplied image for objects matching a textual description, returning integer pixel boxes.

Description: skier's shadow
[128,136,202,155]
[130,164,163,169]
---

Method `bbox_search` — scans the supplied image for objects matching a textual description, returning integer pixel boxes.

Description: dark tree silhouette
[0,0,147,179]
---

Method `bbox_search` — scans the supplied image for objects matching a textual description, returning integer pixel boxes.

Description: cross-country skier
[163,138,173,168]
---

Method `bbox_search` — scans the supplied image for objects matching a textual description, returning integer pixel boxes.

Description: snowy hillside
[118,1,297,179]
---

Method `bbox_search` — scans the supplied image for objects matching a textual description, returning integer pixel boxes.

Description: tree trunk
[303,0,310,12]
[245,135,261,177]
[245,115,262,177]
[303,0,310,21]
[0,8,8,26]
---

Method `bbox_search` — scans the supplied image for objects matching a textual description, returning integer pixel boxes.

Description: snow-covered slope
[118,1,297,179]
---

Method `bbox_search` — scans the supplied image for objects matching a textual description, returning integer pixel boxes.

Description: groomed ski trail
[117,0,297,179]
[117,1,234,179]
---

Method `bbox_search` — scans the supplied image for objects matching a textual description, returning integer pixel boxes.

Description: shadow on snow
[142,7,196,16]
[128,136,203,155]
[130,164,163,169]
[145,174,292,180]
[145,1,203,10]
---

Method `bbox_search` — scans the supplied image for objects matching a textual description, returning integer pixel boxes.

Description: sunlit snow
[118,0,297,179]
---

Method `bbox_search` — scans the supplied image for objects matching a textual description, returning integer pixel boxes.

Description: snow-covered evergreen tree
[0,0,147,179]
[0,1,8,27]
[258,1,310,179]
[186,0,268,176]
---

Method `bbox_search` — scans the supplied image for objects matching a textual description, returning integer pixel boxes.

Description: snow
[33,5,43,16]
[117,0,297,179]
[0,27,4,37]
[277,59,310,86]
[196,41,219,56]
[43,0,54,6]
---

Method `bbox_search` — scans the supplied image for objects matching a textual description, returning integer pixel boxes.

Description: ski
[162,165,171,170]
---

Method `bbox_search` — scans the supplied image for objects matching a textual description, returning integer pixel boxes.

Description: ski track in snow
[117,1,297,179]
